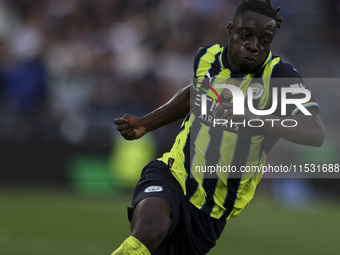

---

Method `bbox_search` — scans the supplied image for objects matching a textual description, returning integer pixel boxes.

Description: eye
[240,33,250,39]
[261,38,269,45]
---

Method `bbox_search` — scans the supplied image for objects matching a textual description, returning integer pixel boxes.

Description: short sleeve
[271,62,319,116]
[193,45,214,78]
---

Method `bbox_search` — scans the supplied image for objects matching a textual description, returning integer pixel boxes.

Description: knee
[130,197,172,253]
[132,214,171,243]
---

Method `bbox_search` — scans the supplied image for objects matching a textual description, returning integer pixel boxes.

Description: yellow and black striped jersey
[159,44,319,220]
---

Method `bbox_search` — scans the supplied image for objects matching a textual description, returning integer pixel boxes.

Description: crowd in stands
[0,0,338,150]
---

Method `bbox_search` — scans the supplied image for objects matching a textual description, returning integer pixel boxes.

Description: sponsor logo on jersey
[168,158,175,168]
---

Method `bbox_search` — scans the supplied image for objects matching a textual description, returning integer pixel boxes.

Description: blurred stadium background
[0,0,339,254]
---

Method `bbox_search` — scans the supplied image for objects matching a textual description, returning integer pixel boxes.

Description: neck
[226,47,239,72]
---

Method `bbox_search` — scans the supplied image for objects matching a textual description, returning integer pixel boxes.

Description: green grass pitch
[0,186,339,255]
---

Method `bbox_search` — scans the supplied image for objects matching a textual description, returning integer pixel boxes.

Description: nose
[246,37,260,53]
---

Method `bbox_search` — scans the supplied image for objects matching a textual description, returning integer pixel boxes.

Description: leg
[130,196,172,254]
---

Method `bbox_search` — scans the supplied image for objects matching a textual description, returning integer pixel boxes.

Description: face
[227,11,277,72]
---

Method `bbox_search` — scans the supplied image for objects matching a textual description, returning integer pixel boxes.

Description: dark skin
[218,11,324,146]
[227,11,277,72]
[114,84,191,141]
[114,11,325,253]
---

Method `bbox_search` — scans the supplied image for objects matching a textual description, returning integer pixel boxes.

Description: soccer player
[112,0,325,254]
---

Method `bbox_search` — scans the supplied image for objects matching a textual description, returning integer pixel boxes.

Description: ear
[225,22,233,36]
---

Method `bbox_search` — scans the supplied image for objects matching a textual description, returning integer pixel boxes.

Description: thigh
[127,160,226,254]
[128,160,183,225]
[127,160,184,251]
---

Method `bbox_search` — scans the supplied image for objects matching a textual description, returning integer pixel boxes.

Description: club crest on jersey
[144,186,163,193]
[223,78,241,99]
[248,83,264,99]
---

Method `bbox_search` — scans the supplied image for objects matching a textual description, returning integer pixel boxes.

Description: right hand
[113,114,147,140]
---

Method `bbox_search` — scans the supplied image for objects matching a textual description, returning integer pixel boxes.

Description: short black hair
[234,0,283,28]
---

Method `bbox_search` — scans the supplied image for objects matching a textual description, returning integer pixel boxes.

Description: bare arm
[214,103,325,147]
[259,108,325,147]
[114,84,191,140]
[141,84,191,132]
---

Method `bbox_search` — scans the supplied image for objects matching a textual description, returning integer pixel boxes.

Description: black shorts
[128,159,226,255]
